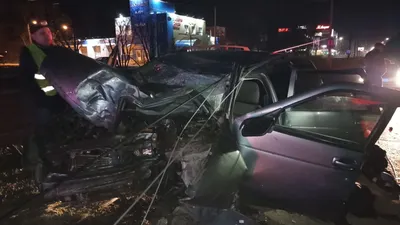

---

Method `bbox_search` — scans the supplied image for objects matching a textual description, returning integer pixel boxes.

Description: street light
[386,37,390,41]
[339,37,343,41]
[60,24,78,53]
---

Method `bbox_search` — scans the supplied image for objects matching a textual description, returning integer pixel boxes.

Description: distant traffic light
[278,28,290,33]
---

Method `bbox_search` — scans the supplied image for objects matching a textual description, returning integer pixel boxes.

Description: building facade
[79,38,116,59]
[311,24,339,56]
[128,0,208,59]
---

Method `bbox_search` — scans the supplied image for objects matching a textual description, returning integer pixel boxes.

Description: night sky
[59,0,400,43]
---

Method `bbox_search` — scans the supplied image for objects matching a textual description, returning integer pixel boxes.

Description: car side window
[294,72,323,95]
[268,64,292,100]
[276,91,385,149]
[232,79,272,118]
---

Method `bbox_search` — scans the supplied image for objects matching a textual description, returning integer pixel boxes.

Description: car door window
[276,91,385,151]
[294,72,323,95]
[233,79,273,118]
[268,64,292,100]
[233,80,262,117]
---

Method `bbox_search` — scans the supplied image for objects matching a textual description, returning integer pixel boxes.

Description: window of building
[80,47,88,56]
[191,24,196,35]
[184,25,189,34]
[93,46,101,53]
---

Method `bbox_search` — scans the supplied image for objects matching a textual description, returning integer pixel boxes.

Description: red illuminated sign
[316,25,330,30]
[278,28,289,32]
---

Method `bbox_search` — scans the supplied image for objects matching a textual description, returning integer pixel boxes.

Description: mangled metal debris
[40,47,229,130]
[32,49,251,225]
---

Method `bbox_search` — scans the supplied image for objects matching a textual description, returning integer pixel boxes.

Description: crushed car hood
[39,48,228,129]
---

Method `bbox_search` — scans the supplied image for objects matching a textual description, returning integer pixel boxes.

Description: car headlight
[358,77,364,83]
[396,69,400,86]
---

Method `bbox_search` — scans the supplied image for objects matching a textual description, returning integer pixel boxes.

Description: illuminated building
[311,24,339,56]
[127,0,208,59]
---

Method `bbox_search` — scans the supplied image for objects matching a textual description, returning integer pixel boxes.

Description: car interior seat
[233,80,261,117]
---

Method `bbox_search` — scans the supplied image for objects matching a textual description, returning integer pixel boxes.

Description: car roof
[161,51,271,66]
[298,68,366,76]
[160,51,317,71]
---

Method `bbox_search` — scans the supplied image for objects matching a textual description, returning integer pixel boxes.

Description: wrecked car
[4,48,400,223]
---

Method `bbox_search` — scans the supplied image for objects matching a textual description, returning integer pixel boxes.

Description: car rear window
[294,71,364,95]
[227,47,244,51]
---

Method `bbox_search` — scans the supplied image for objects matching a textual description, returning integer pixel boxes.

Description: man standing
[19,19,64,184]
[364,43,387,87]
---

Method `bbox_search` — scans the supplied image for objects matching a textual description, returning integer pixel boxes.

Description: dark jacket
[18,44,64,110]
[364,49,386,77]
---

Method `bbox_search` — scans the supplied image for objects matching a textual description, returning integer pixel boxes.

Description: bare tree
[132,21,151,61]
[108,15,152,68]
[53,27,83,53]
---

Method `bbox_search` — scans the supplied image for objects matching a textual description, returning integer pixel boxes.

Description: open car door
[234,83,399,219]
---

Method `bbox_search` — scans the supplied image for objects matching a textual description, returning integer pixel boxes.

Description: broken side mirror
[241,115,276,137]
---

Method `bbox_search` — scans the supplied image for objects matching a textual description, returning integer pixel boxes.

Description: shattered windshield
[136,51,272,83]
[137,53,230,80]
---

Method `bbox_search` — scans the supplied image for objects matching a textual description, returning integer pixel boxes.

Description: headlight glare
[396,69,400,86]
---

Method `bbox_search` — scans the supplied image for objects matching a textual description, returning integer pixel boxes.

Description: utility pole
[353,39,357,57]
[189,25,192,51]
[328,0,334,68]
[214,6,217,45]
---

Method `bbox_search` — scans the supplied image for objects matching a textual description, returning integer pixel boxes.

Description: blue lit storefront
[129,0,207,57]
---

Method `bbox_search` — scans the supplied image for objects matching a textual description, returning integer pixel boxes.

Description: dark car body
[95,57,110,64]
